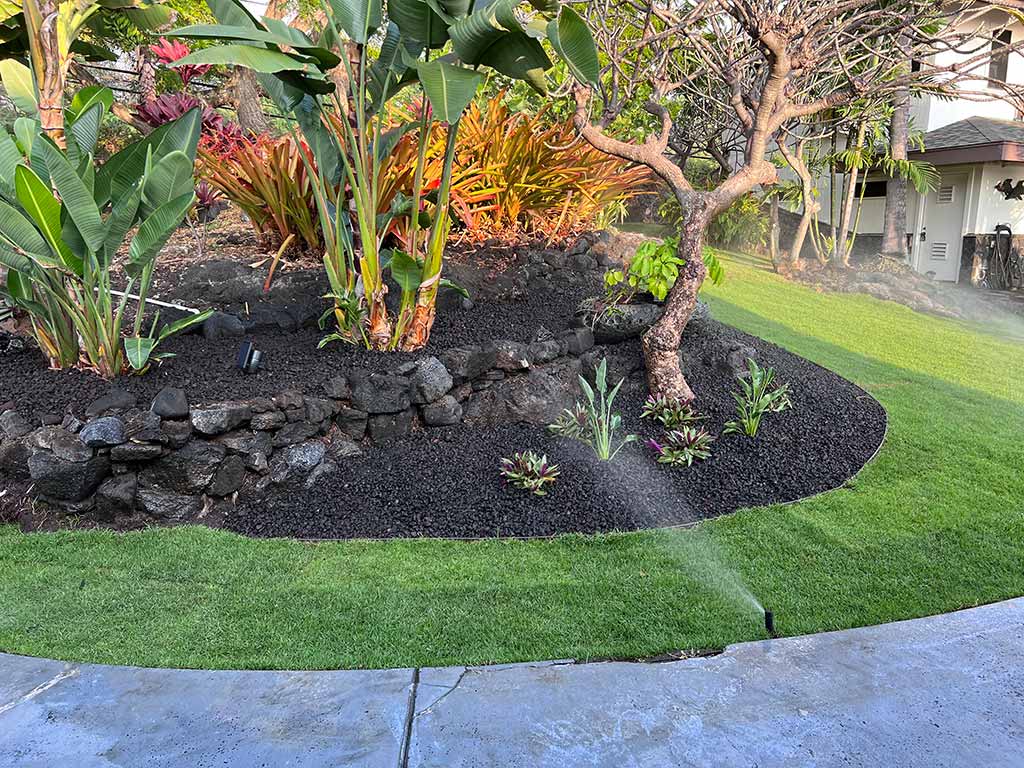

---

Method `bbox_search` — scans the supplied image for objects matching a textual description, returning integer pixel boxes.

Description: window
[989,29,1012,86]
[853,180,889,198]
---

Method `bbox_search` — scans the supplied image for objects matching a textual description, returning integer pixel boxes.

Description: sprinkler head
[764,608,776,637]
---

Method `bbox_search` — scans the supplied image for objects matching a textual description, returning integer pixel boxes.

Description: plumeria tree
[570,0,1024,402]
[171,0,598,350]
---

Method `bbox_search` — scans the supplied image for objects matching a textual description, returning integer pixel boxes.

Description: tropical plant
[549,358,635,461]
[0,89,210,377]
[646,426,714,467]
[723,359,793,437]
[199,133,320,252]
[170,0,598,351]
[149,36,211,86]
[640,394,702,429]
[499,450,560,496]
[605,237,724,303]
[0,0,174,145]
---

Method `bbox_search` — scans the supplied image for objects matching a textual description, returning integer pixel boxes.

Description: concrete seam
[398,667,420,768]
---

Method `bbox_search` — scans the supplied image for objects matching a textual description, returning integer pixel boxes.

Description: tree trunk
[768,194,781,270]
[881,86,910,260]
[835,122,866,267]
[25,0,64,146]
[230,68,270,136]
[641,207,709,402]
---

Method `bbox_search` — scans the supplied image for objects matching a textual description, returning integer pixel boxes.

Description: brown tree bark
[778,139,819,266]
[881,86,910,259]
[835,122,866,267]
[24,0,64,146]
[230,68,270,136]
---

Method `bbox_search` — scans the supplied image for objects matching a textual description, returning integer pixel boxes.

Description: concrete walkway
[1,599,1022,767]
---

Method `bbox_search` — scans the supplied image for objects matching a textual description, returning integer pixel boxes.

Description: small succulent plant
[499,451,560,496]
[640,393,703,429]
[647,426,715,467]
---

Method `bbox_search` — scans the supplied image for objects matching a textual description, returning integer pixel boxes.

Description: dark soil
[224,322,886,540]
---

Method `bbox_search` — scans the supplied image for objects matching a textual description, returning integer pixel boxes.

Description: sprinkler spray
[764,608,777,638]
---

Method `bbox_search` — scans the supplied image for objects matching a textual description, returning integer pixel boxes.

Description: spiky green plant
[724,359,793,437]
[549,358,635,461]
[499,451,560,496]
[646,427,715,467]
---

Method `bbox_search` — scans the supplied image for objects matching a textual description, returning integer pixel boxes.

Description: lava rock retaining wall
[0,327,609,524]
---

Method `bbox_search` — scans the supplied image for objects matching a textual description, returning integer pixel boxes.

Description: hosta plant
[0,89,210,377]
[646,427,715,467]
[549,358,635,461]
[724,359,793,437]
[499,451,560,496]
[640,394,703,429]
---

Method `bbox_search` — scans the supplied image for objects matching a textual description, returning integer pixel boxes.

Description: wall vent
[930,242,949,261]
[937,186,955,204]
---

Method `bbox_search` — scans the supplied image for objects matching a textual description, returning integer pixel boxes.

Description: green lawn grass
[2,253,1023,670]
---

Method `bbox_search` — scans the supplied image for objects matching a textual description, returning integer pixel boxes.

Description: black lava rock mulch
[223,324,887,540]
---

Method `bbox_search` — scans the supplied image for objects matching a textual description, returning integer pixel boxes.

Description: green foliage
[549,358,636,461]
[640,394,702,429]
[499,450,560,496]
[0,93,206,377]
[646,426,715,467]
[604,237,724,305]
[723,359,793,437]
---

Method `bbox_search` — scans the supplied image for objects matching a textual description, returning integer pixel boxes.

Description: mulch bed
[0,232,886,540]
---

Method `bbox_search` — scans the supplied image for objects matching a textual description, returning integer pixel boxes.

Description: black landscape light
[764,608,777,638]
[236,341,263,373]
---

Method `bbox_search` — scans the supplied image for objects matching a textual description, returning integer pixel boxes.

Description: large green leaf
[101,185,141,263]
[170,23,340,70]
[388,0,448,48]
[387,250,422,293]
[416,60,483,123]
[0,197,48,258]
[66,85,113,124]
[36,139,105,252]
[142,150,194,213]
[548,7,599,85]
[97,109,201,205]
[127,192,194,276]
[14,164,76,271]
[367,23,422,109]
[157,308,213,341]
[204,0,260,28]
[448,0,521,64]
[0,130,22,196]
[0,58,35,114]
[124,336,157,371]
[328,0,381,44]
[68,102,103,158]
[479,31,550,93]
[173,44,323,74]
[0,242,31,274]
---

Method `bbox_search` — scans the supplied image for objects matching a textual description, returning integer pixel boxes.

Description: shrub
[549,359,636,461]
[646,427,715,467]
[499,451,560,496]
[724,359,793,437]
[0,96,210,377]
[199,134,320,253]
[641,394,703,428]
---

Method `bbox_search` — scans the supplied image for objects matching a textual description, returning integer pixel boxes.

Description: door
[920,173,966,281]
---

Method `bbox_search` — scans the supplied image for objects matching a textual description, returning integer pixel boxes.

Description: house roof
[910,117,1024,165]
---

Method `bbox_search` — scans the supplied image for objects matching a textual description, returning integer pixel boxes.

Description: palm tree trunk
[881,86,910,259]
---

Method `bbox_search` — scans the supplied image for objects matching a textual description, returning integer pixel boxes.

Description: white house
[805,6,1024,285]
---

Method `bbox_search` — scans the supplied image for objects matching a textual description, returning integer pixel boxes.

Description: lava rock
[367,409,415,443]
[279,440,327,473]
[528,339,561,364]
[85,390,136,418]
[110,442,164,462]
[590,302,663,343]
[251,410,287,430]
[323,374,351,400]
[160,420,192,449]
[272,421,320,447]
[190,404,252,436]
[304,397,337,425]
[29,452,110,502]
[79,417,127,448]
[139,440,226,494]
[440,345,497,382]
[497,370,575,425]
[273,391,305,411]
[136,488,203,521]
[0,437,31,478]
[558,327,595,356]
[151,387,189,419]
[492,341,532,372]
[202,311,245,340]
[124,411,163,443]
[0,410,32,439]
[350,373,411,414]
[327,435,363,460]
[208,455,247,496]
[581,346,644,388]
[335,408,368,440]
[304,459,338,489]
[408,357,454,404]
[422,395,463,427]
[94,474,136,519]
